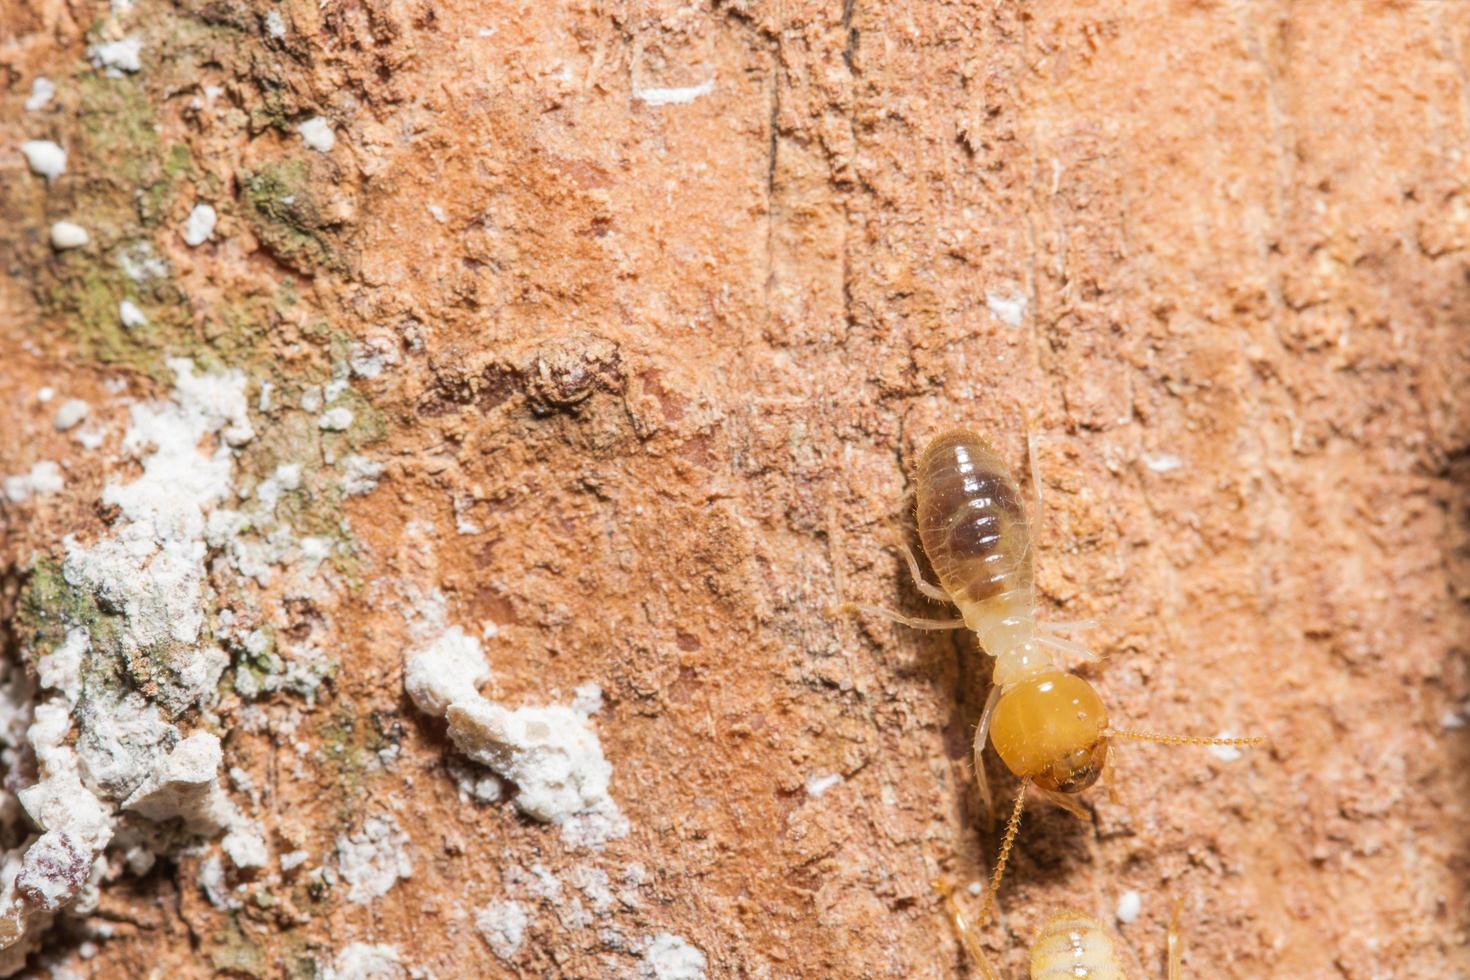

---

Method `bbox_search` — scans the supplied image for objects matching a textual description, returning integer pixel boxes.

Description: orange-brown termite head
[989,671,1109,794]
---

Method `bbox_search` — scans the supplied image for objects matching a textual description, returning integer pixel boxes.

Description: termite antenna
[977,782,1027,926]
[1108,727,1265,749]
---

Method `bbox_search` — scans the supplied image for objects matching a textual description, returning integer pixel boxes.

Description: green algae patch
[240,161,341,274]
[72,74,161,193]
[210,915,267,978]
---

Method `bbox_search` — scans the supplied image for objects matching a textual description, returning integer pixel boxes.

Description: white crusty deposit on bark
[0,362,267,970]
[404,627,627,847]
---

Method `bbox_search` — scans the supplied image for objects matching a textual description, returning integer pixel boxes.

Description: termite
[835,429,1260,923]
[935,879,1186,979]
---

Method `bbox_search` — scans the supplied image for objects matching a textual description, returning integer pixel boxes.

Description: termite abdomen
[915,430,1034,626]
[1030,911,1126,980]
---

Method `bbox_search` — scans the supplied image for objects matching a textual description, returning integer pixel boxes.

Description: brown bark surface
[2,1,1469,977]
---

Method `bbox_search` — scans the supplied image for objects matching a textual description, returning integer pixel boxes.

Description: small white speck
[37,387,54,402]
[183,204,217,246]
[1208,732,1243,762]
[119,299,147,328]
[1146,453,1183,474]
[21,140,66,182]
[318,407,353,431]
[87,37,143,75]
[1115,889,1141,924]
[986,290,1027,327]
[298,116,336,153]
[50,221,89,250]
[804,773,842,798]
[25,77,56,113]
[1441,709,1465,731]
[279,850,309,871]
[967,881,983,897]
[75,428,105,450]
[265,9,286,37]
[427,204,446,223]
[53,399,89,432]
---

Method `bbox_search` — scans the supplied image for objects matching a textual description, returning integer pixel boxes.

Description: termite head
[989,671,1109,793]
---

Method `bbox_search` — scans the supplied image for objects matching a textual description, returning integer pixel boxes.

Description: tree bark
[2,1,1468,977]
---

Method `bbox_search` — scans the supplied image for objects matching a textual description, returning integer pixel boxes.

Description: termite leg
[831,602,966,631]
[932,879,1000,980]
[1040,618,1098,634]
[1035,630,1098,665]
[1023,409,1044,531]
[898,538,952,603]
[973,685,1002,823]
[1167,898,1184,980]
[887,489,951,603]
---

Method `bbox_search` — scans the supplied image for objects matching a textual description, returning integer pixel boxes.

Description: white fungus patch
[116,241,168,282]
[4,462,64,503]
[447,757,502,803]
[0,364,268,960]
[985,290,1027,327]
[298,116,336,153]
[804,772,841,798]
[404,628,627,846]
[475,900,528,961]
[221,828,268,870]
[1208,732,1244,763]
[321,944,405,980]
[348,338,400,379]
[120,733,235,832]
[1145,453,1184,474]
[49,222,89,250]
[25,78,56,113]
[634,78,715,106]
[638,933,707,980]
[86,37,143,75]
[52,400,88,433]
[318,406,353,431]
[20,141,66,182]
[572,683,604,718]
[118,300,147,329]
[1115,890,1142,924]
[339,455,384,496]
[264,9,286,38]
[335,815,413,904]
[183,204,217,246]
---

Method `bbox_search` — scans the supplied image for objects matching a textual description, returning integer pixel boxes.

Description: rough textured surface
[2,1,1469,977]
